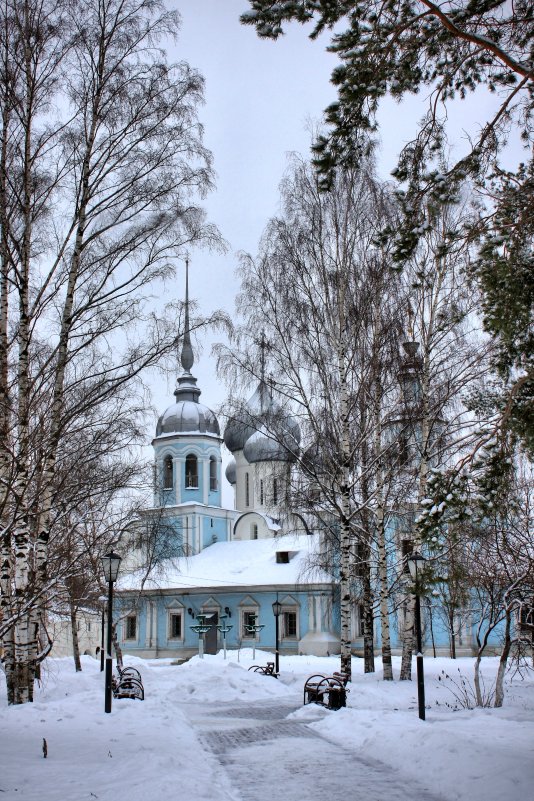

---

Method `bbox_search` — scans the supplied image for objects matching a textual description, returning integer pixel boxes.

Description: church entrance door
[204,612,219,655]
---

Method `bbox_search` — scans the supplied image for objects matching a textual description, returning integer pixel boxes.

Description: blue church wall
[153,438,223,508]
[202,516,228,547]
[117,589,316,653]
[119,587,504,657]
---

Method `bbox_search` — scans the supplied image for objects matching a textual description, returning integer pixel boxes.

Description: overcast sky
[149,1,524,502]
[157,1,404,413]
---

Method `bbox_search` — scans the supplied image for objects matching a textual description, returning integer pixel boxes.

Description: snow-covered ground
[1,651,532,801]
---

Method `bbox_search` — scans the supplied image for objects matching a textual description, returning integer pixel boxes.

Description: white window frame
[185,453,199,489]
[167,610,184,641]
[124,614,138,641]
[241,607,260,640]
[163,454,174,490]
[281,607,298,640]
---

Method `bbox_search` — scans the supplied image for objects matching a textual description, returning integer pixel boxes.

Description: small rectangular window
[242,610,258,638]
[260,479,264,505]
[276,551,289,563]
[125,615,137,640]
[245,473,250,507]
[169,613,182,639]
[283,611,297,638]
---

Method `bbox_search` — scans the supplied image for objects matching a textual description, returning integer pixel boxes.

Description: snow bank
[0,651,532,801]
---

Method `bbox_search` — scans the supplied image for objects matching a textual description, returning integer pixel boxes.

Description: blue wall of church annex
[202,515,228,547]
[117,589,314,655]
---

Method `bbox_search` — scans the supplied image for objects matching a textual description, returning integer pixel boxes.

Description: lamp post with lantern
[101,551,122,714]
[407,551,426,721]
[272,597,282,676]
[98,595,107,672]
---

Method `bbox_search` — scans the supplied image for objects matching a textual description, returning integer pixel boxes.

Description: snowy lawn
[0,650,532,801]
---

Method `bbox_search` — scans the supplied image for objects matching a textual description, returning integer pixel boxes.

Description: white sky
[147,1,526,504]
[156,1,339,414]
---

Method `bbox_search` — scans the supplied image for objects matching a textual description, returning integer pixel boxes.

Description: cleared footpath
[183,697,447,801]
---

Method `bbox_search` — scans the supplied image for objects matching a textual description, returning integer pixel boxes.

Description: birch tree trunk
[376,502,393,679]
[12,3,37,701]
[70,603,82,672]
[400,346,430,681]
[0,82,14,699]
[399,596,415,681]
[338,342,353,681]
[0,0,216,705]
[474,652,483,707]
[372,370,393,680]
[361,556,375,674]
[494,610,512,708]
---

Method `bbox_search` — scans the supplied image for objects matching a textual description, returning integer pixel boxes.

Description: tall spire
[174,258,201,403]
[259,330,266,384]
[180,258,194,373]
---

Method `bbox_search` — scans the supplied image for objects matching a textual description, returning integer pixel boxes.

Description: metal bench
[248,661,278,677]
[112,666,144,700]
[304,671,348,710]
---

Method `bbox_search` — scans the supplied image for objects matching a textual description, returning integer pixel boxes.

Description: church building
[117,269,340,659]
[116,270,501,662]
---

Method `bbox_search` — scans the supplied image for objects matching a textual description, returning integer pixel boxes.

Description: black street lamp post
[99,595,107,673]
[407,551,426,721]
[272,598,282,676]
[101,551,122,714]
[100,606,105,672]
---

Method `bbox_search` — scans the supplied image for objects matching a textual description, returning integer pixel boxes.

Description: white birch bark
[70,602,82,673]
[494,609,512,708]
[338,341,353,680]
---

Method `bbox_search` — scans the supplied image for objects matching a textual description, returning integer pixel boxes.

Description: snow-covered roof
[118,535,332,593]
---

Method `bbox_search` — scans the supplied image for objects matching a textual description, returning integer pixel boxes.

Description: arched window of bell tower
[185,454,198,488]
[163,455,173,490]
[209,457,218,491]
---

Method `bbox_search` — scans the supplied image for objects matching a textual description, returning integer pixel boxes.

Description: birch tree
[220,154,404,678]
[0,0,219,704]
[394,195,492,680]
[240,0,533,455]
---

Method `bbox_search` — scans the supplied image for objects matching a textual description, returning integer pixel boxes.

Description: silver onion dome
[243,425,299,464]
[225,457,237,485]
[224,380,300,457]
[156,398,220,437]
[223,382,266,452]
